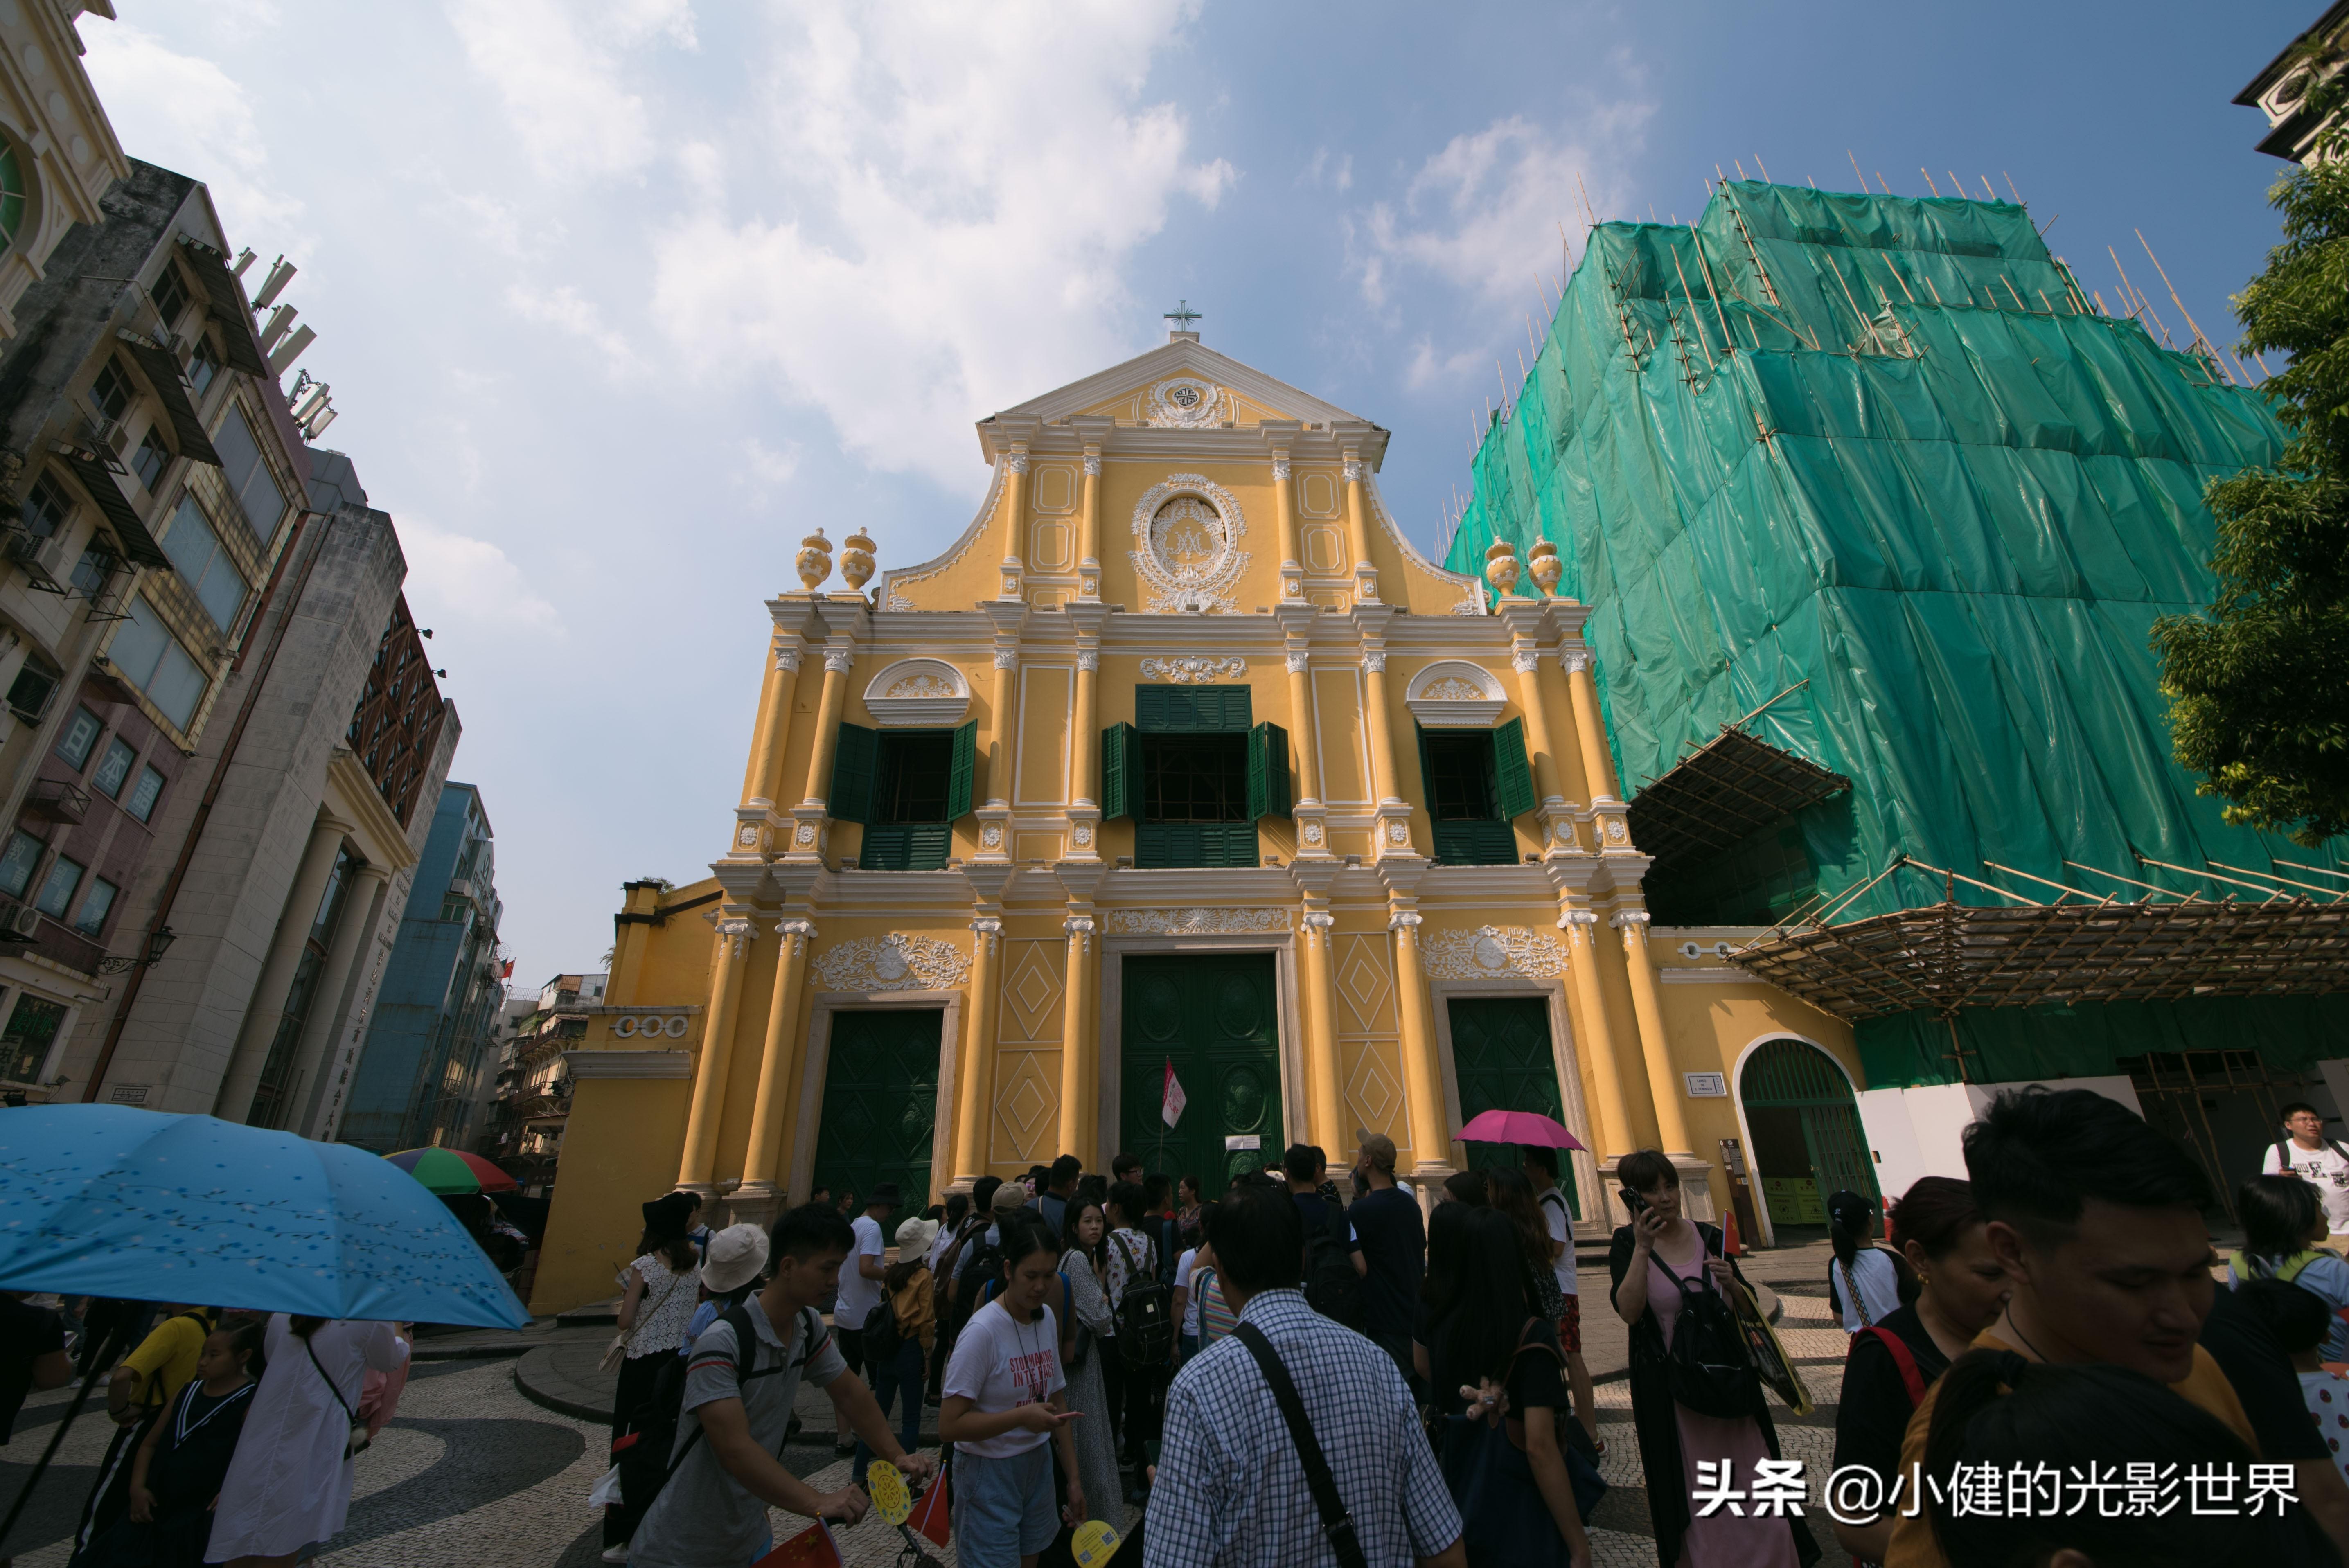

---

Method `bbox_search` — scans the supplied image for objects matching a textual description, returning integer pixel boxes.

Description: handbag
[601,1264,685,1374]
[1504,1325,1610,1522]
[306,1335,371,1461]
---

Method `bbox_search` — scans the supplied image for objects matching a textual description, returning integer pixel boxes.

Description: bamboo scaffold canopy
[1727,854,2349,1022]
[1625,683,1849,872]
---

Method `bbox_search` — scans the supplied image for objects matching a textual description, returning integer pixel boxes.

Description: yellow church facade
[530,331,1858,1313]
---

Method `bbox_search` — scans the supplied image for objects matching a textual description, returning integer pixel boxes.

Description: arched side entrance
[1737,1037,1876,1236]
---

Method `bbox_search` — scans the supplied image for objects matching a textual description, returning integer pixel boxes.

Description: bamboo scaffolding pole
[1847,149,1867,190]
[1754,153,1771,181]
[2209,860,2349,900]
[1669,249,1717,370]
[1980,860,2112,905]
[2003,172,2022,205]
[1734,159,1747,180]
[1728,199,1785,308]
[2136,854,2294,902]
[2275,856,2349,883]
[1897,856,2045,906]
[1875,172,1893,195]
[1686,225,1735,347]
[1999,274,2029,311]
[1979,175,1997,202]
[2062,860,2207,903]
[1946,170,1965,198]
[1920,168,1941,196]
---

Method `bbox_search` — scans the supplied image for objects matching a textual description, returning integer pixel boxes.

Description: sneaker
[600,1546,629,1563]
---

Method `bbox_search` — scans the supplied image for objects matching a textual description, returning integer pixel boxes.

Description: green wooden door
[1447,996,1578,1218]
[812,1008,945,1207]
[1120,953,1281,1189]
[1739,1037,1876,1227]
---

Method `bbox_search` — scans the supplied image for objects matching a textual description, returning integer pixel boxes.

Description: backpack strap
[1856,1325,1927,1408]
[1835,1257,1873,1328]
[1233,1322,1368,1568]
[659,1303,807,1492]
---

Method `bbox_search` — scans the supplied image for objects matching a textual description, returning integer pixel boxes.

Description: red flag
[1162,1059,1187,1127]
[908,1469,951,1547]
[753,1521,843,1568]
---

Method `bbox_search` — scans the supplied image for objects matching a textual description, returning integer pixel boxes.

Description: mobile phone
[1621,1186,1648,1217]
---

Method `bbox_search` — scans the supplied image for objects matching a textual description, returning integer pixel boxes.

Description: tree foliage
[2154,63,2349,847]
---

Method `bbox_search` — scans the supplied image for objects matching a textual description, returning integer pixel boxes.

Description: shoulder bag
[601,1263,686,1374]
[305,1334,371,1461]
[1233,1321,1368,1568]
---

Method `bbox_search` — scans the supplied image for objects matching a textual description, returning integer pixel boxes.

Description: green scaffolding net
[1445,181,2349,1086]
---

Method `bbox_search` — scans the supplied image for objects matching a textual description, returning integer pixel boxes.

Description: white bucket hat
[895,1215,940,1258]
[699,1222,770,1294]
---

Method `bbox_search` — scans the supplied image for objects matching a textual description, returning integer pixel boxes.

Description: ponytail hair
[289,1315,327,1341]
[224,1318,268,1379]
[1925,1349,2288,1566]
[1824,1188,1872,1267]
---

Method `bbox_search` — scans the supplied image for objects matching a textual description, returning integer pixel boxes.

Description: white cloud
[737,437,802,498]
[397,516,561,634]
[1357,104,1650,320]
[444,0,655,181]
[650,0,1232,492]
[1302,148,1352,192]
[1404,336,1484,391]
[79,21,305,250]
[611,0,697,49]
[503,283,638,374]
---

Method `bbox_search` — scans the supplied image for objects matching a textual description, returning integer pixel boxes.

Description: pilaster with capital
[1387,904,1454,1181]
[678,913,758,1191]
[1496,601,1580,858]
[737,915,820,1204]
[949,914,1007,1187]
[1279,631,1332,858]
[1358,627,1418,860]
[1057,912,1098,1162]
[976,641,1020,857]
[1613,909,1693,1158]
[1066,633,1103,860]
[1558,644,1635,852]
[787,640,860,863]
[1076,447,1103,600]
[1558,906,1647,1158]
[1340,449,1380,603]
[1298,905,1345,1149]
[1270,437,1304,604]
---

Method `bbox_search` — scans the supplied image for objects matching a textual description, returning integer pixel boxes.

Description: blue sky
[79,0,2317,986]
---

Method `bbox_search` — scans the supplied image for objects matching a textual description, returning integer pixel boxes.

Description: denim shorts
[953,1442,1057,1565]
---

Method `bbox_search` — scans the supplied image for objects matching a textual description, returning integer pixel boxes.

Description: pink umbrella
[1456,1109,1586,1150]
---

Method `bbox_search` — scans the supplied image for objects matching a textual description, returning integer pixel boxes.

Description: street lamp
[97,926,176,975]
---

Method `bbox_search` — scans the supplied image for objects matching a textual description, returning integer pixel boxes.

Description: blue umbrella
[0,1104,529,1329]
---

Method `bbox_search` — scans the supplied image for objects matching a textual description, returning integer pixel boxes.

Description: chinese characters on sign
[1690,1460,2301,1523]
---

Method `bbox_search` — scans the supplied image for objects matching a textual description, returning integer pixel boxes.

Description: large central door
[1447,996,1578,1218]
[811,1008,944,1207]
[1120,953,1281,1188]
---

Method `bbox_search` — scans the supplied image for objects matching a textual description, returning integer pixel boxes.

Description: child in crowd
[85,1321,265,1568]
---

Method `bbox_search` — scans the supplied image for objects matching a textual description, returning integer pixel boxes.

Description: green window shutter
[946,719,978,820]
[1136,686,1170,732]
[1492,717,1537,820]
[1217,687,1253,732]
[1102,722,1139,820]
[829,722,877,824]
[1247,722,1291,818]
[1416,722,1434,807]
[1138,686,1252,733]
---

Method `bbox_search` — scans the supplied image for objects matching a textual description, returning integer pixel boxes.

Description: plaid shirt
[1143,1289,1460,1568]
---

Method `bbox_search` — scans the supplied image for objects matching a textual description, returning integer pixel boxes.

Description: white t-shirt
[1176,1248,1200,1336]
[836,1213,886,1329]
[2266,1138,2349,1234]
[1828,1247,1905,1332]
[942,1297,1066,1459]
[1537,1187,1578,1298]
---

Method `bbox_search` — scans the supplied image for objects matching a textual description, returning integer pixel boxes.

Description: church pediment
[977,337,1364,457]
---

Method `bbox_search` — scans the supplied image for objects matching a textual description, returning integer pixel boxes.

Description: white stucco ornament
[1107,908,1290,935]
[1130,475,1250,614]
[1139,655,1246,684]
[1420,924,1566,980]
[813,933,971,993]
[1146,377,1225,428]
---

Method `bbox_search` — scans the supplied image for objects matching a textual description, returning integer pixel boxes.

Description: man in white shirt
[830,1182,898,1454]
[1524,1146,1598,1448]
[2265,1103,2349,1238]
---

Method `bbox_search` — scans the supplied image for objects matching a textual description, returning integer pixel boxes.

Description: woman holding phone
[1609,1149,1817,1568]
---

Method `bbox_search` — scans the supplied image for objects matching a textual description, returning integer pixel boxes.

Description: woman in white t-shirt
[1825,1188,1912,1332]
[940,1215,1083,1568]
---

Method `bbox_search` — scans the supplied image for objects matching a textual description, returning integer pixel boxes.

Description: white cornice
[981,340,1369,456]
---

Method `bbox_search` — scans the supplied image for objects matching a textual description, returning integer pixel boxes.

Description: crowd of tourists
[14,1088,2349,1566]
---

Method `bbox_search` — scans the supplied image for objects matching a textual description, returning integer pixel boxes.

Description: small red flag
[753,1521,843,1568]
[908,1470,951,1547]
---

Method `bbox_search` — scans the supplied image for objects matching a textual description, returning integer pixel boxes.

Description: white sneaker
[600,1545,628,1563]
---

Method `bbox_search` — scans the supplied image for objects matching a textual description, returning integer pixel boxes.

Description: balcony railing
[22,779,92,825]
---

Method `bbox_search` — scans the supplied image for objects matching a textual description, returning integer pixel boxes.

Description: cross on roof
[1164,300,1202,333]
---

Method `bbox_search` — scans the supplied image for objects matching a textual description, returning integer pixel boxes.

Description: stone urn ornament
[840,527,877,591]
[796,528,832,592]
[1528,538,1562,596]
[1484,537,1521,597]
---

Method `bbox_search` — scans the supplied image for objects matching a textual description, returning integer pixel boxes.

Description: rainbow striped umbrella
[385,1146,518,1195]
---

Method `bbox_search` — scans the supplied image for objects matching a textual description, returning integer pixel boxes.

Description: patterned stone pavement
[0,1242,1860,1567]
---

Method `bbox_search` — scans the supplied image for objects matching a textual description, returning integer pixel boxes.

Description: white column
[285,864,391,1138]
[214,814,349,1123]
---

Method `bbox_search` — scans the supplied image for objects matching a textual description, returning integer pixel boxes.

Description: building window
[1418,722,1535,867]
[54,707,102,771]
[185,335,221,399]
[88,360,134,426]
[19,473,72,541]
[70,543,117,600]
[0,142,26,250]
[126,765,165,824]
[159,496,248,631]
[108,597,208,730]
[32,854,82,919]
[91,737,136,799]
[5,664,56,725]
[130,426,170,493]
[0,831,41,899]
[149,263,191,329]
[0,996,65,1084]
[210,406,288,541]
[74,876,117,936]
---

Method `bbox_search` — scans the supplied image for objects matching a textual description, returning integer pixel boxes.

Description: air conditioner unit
[1,905,41,939]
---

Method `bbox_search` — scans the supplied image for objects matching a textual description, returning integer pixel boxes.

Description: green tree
[2155,66,2349,847]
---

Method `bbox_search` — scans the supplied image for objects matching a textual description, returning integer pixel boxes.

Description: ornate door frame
[1427,975,1603,1238]
[1097,933,1303,1167]
[790,988,965,1205]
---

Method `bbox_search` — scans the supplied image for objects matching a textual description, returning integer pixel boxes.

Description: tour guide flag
[1163,1059,1186,1127]
[908,1467,950,1546]
[752,1520,842,1568]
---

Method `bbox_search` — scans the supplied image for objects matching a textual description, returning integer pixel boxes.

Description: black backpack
[951,1226,1005,1333]
[1113,1233,1176,1367]
[1649,1235,1758,1419]
[865,1284,901,1363]
[615,1301,825,1506]
[1302,1203,1365,1330]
